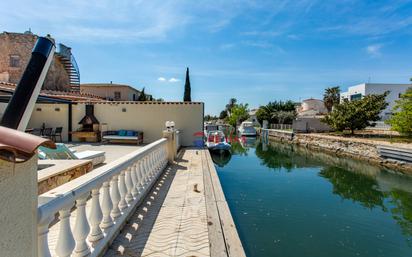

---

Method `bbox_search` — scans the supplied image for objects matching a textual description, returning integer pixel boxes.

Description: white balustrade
[37,138,168,257]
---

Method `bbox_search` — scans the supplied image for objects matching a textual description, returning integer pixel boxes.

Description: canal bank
[260,129,412,174]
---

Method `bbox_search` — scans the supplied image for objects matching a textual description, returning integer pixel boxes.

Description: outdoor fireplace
[78,105,100,131]
[71,105,101,142]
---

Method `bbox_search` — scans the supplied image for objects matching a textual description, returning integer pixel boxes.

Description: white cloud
[158,77,166,81]
[169,78,180,83]
[366,44,383,57]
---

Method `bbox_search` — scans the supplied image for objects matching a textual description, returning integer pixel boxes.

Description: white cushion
[103,135,138,140]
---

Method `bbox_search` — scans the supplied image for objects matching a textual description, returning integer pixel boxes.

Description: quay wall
[263,129,412,174]
[0,102,204,146]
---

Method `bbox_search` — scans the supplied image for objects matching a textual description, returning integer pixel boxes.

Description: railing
[37,138,168,257]
[270,124,292,130]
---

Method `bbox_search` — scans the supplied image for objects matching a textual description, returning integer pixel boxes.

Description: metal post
[0,37,55,131]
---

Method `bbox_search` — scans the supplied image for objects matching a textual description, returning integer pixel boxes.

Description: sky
[1,0,412,115]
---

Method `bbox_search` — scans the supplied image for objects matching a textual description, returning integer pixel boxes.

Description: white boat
[237,121,257,136]
[206,130,231,152]
[204,123,219,135]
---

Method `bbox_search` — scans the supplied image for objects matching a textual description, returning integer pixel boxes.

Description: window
[9,55,20,67]
[350,93,362,101]
[114,91,121,100]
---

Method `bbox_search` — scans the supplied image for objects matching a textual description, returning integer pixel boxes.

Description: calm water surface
[213,138,412,257]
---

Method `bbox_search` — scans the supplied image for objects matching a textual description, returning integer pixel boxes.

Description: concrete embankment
[260,129,412,174]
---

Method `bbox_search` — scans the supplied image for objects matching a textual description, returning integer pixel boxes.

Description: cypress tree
[184,67,191,102]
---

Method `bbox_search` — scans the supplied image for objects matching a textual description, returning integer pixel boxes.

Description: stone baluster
[137,160,145,190]
[110,175,121,219]
[125,167,134,204]
[149,153,155,177]
[130,163,139,198]
[38,215,54,257]
[118,170,128,210]
[55,207,76,257]
[88,188,103,243]
[100,181,113,229]
[142,157,150,184]
[148,152,154,178]
[73,194,91,256]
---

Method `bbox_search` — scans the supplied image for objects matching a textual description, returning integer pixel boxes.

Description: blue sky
[2,0,412,115]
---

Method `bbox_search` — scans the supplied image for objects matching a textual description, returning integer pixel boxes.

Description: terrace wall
[0,102,204,146]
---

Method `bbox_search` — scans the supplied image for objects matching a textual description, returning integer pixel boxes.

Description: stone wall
[266,132,412,174]
[38,161,92,194]
[0,31,70,91]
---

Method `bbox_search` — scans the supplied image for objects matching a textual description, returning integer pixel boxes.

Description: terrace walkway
[104,148,245,257]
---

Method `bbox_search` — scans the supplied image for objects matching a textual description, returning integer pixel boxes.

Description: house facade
[296,98,327,117]
[80,83,144,101]
[0,31,80,91]
[340,83,411,120]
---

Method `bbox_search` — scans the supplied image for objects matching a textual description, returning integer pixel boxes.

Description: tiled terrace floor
[104,148,245,257]
[105,148,210,257]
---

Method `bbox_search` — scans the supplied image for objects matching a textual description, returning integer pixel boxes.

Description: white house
[340,83,411,120]
[248,109,260,126]
[296,98,328,117]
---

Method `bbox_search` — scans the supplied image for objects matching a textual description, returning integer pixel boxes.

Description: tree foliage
[183,67,191,102]
[386,87,412,136]
[137,87,148,101]
[256,100,296,125]
[322,92,389,134]
[225,98,237,116]
[228,103,249,127]
[219,110,228,120]
[323,86,341,112]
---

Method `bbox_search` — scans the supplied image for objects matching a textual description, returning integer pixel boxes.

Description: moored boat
[205,130,231,152]
[237,121,257,136]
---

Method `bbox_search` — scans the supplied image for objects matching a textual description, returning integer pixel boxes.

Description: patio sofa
[102,130,144,145]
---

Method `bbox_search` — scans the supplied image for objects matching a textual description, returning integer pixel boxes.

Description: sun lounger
[38,143,105,167]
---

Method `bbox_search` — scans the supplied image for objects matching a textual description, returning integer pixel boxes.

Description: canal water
[212,138,412,257]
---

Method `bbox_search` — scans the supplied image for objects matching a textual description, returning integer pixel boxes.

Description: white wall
[341,83,411,120]
[0,157,38,257]
[365,83,411,119]
[1,102,204,145]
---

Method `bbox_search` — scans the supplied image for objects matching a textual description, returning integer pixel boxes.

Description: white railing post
[88,188,103,243]
[38,216,53,257]
[73,194,91,256]
[100,181,113,229]
[118,170,128,211]
[55,207,76,257]
[110,175,121,219]
[130,163,139,198]
[125,167,134,204]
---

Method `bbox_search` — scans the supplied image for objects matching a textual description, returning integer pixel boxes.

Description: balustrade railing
[37,138,168,257]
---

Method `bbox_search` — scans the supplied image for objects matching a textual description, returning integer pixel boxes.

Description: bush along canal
[211,137,412,257]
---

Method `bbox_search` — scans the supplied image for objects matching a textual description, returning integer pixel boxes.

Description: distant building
[80,83,147,101]
[296,98,327,117]
[248,109,260,126]
[0,31,80,91]
[340,83,412,120]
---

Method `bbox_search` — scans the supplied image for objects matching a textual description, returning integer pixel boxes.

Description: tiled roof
[0,126,55,163]
[0,82,105,102]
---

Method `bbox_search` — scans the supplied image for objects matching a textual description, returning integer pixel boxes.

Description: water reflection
[210,150,232,167]
[256,139,412,241]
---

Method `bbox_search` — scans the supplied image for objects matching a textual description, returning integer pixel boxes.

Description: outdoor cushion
[103,135,138,140]
[126,130,135,136]
[118,130,127,136]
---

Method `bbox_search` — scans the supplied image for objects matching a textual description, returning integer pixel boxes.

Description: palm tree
[323,86,341,112]
[225,98,237,116]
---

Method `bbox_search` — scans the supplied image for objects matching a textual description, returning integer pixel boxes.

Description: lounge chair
[38,143,105,167]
